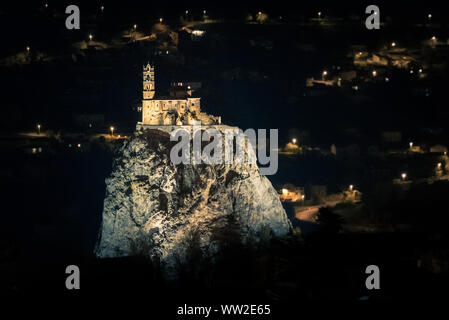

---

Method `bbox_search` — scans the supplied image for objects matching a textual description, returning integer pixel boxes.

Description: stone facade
[140,63,221,126]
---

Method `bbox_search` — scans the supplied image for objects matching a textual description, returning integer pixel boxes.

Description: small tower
[143,63,155,100]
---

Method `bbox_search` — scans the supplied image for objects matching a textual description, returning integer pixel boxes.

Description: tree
[316,207,344,235]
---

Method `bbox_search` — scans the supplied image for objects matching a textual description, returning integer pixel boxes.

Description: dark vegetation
[4,220,448,304]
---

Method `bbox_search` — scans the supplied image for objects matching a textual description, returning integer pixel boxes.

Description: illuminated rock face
[94,129,292,276]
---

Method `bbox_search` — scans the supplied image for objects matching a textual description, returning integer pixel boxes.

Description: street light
[349,184,354,191]
[437,163,442,169]
[185,10,188,15]
[100,5,104,12]
[431,36,436,41]
[88,34,93,41]
[282,188,288,195]
[110,126,115,136]
[409,142,413,149]
[428,14,432,20]
[372,70,377,77]
[133,24,137,30]
[318,11,322,18]
[401,173,407,180]
[391,42,396,47]
[26,46,30,52]
[37,124,41,135]
[159,17,163,23]
[322,70,327,80]
[292,138,297,144]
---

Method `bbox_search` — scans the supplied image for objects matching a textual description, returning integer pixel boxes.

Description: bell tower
[143,63,155,100]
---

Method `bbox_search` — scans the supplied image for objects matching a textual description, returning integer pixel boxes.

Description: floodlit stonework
[139,63,221,126]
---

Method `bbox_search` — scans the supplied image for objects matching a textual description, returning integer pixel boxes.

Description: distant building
[306,77,336,87]
[344,189,363,203]
[409,146,422,153]
[191,30,206,40]
[430,144,447,154]
[170,81,202,96]
[279,184,305,202]
[366,54,389,66]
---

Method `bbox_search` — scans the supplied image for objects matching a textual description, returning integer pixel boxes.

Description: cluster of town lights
[281,188,306,201]
[96,8,213,19]
[66,9,439,53]
[28,8,445,167]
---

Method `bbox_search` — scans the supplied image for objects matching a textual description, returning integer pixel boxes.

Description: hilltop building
[139,63,221,126]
